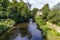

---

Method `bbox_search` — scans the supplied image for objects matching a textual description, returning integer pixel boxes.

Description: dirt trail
[46,22,60,33]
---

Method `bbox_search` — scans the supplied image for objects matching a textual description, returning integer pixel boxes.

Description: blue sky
[10,0,60,9]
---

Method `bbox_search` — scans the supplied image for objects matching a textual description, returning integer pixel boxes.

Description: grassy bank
[36,16,60,40]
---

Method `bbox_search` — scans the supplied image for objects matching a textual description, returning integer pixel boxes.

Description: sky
[11,0,60,9]
[23,0,60,9]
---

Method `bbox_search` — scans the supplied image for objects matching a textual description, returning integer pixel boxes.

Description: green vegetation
[31,8,38,18]
[36,16,60,40]
[0,0,37,39]
[36,3,60,40]
[0,0,37,23]
[0,0,60,40]
[0,19,15,33]
[7,0,31,22]
[0,23,28,40]
[47,8,60,26]
[36,16,49,39]
[42,4,50,21]
[0,0,36,33]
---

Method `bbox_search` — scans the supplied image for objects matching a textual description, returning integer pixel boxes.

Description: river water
[10,19,43,40]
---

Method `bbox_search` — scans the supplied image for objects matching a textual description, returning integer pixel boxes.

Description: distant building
[36,10,43,16]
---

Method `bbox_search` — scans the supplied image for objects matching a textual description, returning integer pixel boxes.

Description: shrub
[0,19,15,33]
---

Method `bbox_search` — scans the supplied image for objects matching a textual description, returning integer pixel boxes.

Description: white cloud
[23,0,60,9]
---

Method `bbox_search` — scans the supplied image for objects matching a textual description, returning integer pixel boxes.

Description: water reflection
[10,19,42,40]
[28,22,42,40]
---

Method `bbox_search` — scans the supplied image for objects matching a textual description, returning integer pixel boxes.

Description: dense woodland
[0,0,38,34]
[36,3,60,40]
[0,0,60,40]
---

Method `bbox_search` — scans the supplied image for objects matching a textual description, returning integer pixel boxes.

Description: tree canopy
[47,8,60,26]
[42,4,50,20]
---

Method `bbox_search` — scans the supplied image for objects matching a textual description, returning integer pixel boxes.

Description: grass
[36,16,60,40]
[48,20,60,27]
[47,29,60,40]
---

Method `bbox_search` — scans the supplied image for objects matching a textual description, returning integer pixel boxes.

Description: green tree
[31,8,38,18]
[7,1,31,22]
[42,4,50,21]
[0,0,10,19]
[0,0,3,11]
[18,1,31,22]
[2,0,10,11]
[47,8,60,25]
[0,19,15,33]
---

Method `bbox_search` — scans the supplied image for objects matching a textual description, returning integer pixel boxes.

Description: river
[10,19,43,40]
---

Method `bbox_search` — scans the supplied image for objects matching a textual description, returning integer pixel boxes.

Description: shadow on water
[0,19,43,40]
[16,23,28,36]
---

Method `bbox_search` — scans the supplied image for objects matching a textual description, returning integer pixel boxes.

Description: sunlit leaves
[42,4,50,20]
[0,19,15,33]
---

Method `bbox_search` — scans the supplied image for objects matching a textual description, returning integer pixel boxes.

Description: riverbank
[36,16,60,40]
[0,22,28,40]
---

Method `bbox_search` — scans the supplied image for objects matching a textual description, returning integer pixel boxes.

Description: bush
[0,19,15,33]
[0,25,8,33]
[36,15,60,40]
[36,16,46,25]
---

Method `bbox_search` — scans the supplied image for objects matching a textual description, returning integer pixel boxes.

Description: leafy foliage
[48,8,60,26]
[42,4,50,21]
[7,1,32,22]
[31,8,38,18]
[0,19,15,33]
[1,0,10,11]
[0,0,37,33]
[36,4,60,40]
[36,16,60,40]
